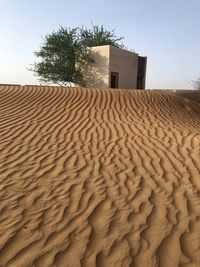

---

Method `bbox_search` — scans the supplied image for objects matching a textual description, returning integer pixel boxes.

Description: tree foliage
[33,27,91,86]
[32,25,124,86]
[79,25,124,48]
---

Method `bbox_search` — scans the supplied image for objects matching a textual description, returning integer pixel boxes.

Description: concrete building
[83,45,147,89]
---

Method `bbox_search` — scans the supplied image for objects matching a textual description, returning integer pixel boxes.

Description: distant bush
[192,77,200,90]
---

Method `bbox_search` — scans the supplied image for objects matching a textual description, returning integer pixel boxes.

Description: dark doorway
[137,57,147,89]
[111,72,119,88]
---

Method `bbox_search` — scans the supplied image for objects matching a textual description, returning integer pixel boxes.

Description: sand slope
[176,91,200,104]
[0,85,200,267]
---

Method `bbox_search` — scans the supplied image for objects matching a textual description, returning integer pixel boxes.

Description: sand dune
[0,85,200,267]
[176,91,200,104]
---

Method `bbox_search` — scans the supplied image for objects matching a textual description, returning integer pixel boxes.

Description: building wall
[83,45,146,89]
[83,46,110,88]
[109,46,139,89]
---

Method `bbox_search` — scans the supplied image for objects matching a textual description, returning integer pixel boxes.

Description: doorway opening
[110,72,119,88]
[137,56,147,89]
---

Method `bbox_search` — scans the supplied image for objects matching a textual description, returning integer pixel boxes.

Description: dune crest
[0,85,200,267]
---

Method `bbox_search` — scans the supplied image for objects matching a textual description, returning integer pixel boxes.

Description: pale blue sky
[0,0,200,89]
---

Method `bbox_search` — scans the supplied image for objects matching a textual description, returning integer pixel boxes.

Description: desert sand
[0,85,200,267]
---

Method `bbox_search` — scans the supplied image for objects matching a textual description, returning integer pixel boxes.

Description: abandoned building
[83,45,147,89]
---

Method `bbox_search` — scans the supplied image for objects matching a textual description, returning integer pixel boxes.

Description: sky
[0,0,200,89]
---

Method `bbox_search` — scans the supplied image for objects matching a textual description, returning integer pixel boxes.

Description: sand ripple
[0,85,200,267]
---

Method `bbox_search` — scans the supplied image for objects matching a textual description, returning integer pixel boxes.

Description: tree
[33,27,91,86]
[79,25,124,48]
[32,25,124,86]
[192,77,200,90]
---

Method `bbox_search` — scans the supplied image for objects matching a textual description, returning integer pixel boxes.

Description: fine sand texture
[0,85,200,267]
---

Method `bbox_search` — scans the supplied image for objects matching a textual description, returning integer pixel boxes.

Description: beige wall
[83,45,146,89]
[109,46,139,89]
[83,46,109,88]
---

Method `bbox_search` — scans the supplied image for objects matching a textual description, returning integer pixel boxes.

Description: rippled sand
[0,85,200,267]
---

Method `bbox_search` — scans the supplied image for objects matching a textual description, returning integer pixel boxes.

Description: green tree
[32,25,124,86]
[79,25,124,48]
[33,27,91,86]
